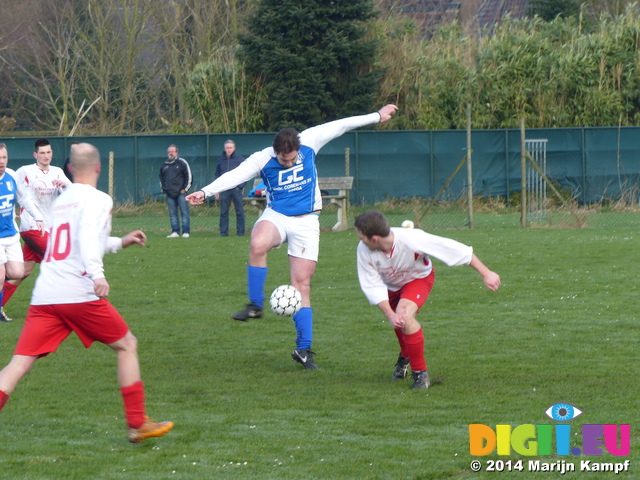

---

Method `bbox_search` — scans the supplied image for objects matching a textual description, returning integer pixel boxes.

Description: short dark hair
[273,128,301,155]
[34,138,50,152]
[354,210,391,238]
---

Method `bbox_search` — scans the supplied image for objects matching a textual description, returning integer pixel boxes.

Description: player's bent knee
[249,236,277,256]
[109,331,138,353]
[5,263,24,282]
[122,333,138,352]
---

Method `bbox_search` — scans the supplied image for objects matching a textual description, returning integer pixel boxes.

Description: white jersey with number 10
[31,183,123,306]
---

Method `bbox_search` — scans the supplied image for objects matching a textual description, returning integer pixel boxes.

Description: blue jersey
[0,170,18,238]
[201,111,382,216]
[260,145,320,216]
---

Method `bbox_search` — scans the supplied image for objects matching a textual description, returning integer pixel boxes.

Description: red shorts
[21,230,49,263]
[15,300,130,357]
[388,270,436,312]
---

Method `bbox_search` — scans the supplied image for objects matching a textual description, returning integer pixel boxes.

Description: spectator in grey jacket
[214,140,245,237]
[159,145,192,238]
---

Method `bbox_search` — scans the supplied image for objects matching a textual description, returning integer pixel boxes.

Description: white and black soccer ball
[270,284,302,316]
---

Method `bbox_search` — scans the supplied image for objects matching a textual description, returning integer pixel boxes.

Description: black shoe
[391,353,410,380]
[411,370,430,390]
[292,348,318,369]
[232,303,263,321]
[0,308,12,322]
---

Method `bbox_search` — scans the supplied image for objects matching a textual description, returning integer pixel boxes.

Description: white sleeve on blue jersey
[200,111,380,197]
[300,112,381,153]
[200,147,272,198]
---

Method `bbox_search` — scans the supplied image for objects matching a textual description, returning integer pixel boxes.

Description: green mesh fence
[3,126,640,231]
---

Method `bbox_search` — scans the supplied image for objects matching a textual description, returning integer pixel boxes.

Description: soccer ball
[270,285,302,316]
[401,220,414,228]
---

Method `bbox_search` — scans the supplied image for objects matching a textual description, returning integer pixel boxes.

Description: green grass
[0,220,638,479]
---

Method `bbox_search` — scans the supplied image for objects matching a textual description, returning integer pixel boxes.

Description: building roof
[476,0,530,30]
[379,0,531,36]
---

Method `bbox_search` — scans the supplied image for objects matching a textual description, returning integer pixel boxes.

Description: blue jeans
[166,194,190,234]
[219,187,245,236]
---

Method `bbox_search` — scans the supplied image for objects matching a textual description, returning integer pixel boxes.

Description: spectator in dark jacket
[214,140,245,237]
[159,145,192,238]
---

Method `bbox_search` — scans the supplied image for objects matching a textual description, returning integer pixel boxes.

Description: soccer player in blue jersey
[187,105,398,369]
[0,144,24,322]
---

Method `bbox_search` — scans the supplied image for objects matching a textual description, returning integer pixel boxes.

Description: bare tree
[0,0,252,134]
[0,0,74,131]
[154,0,251,126]
[582,0,636,21]
[0,0,166,134]
[12,2,87,134]
[68,0,167,134]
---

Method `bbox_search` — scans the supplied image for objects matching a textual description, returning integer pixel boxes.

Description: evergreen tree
[239,0,381,130]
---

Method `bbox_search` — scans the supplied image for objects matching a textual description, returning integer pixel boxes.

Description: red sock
[2,282,18,307]
[0,390,8,411]
[403,328,427,372]
[120,381,146,428]
[394,328,409,358]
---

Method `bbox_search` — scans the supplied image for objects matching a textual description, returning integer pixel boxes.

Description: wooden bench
[244,177,354,231]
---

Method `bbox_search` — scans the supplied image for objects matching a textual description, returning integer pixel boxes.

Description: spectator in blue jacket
[159,145,192,238]
[214,140,245,237]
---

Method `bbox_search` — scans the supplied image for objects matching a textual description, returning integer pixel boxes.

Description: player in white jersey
[354,210,501,389]
[0,144,25,322]
[0,143,173,443]
[1,138,71,317]
[187,105,398,369]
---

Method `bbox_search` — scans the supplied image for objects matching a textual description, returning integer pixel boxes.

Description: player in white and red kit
[1,138,71,317]
[0,143,173,443]
[354,210,501,389]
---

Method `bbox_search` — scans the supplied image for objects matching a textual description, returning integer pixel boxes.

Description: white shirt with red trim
[356,227,473,306]
[31,184,122,305]
[15,164,71,233]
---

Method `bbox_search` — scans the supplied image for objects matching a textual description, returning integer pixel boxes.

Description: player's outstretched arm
[185,190,205,206]
[121,230,147,248]
[378,104,398,123]
[469,254,501,291]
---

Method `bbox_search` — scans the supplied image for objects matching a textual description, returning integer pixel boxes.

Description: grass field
[0,217,638,479]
